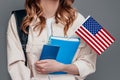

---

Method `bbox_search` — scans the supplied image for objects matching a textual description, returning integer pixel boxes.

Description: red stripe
[97,31,111,45]
[101,28,114,43]
[102,27,115,41]
[77,28,103,54]
[80,27,105,51]
[78,28,103,53]
[95,34,108,48]
[100,29,113,43]
[75,31,101,55]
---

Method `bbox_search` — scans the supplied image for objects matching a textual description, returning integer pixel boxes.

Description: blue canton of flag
[83,17,102,35]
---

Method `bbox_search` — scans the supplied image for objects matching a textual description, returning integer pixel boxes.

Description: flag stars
[83,16,102,35]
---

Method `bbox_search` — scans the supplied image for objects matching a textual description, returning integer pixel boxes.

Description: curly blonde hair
[21,0,76,35]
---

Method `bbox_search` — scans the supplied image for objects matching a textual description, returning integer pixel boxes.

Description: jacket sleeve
[73,40,97,79]
[7,14,31,80]
[72,12,97,79]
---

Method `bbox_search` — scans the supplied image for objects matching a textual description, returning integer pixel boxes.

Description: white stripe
[76,30,101,54]
[101,29,114,42]
[81,28,107,50]
[80,27,104,52]
[95,34,109,47]
[98,31,112,45]
[94,35,107,50]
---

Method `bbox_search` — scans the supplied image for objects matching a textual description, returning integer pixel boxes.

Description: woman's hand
[35,59,65,74]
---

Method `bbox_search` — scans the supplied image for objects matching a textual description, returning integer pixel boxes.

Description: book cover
[49,37,80,64]
[39,45,60,60]
[49,37,80,74]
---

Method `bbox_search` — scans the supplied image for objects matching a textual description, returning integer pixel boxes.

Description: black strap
[12,9,28,66]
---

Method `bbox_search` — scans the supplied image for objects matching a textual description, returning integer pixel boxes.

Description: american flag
[75,16,115,55]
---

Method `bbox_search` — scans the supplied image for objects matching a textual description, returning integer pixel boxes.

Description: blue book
[49,36,80,74]
[49,37,80,64]
[39,45,60,60]
[39,37,80,74]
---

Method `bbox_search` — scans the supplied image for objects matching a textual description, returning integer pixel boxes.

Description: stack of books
[39,36,80,74]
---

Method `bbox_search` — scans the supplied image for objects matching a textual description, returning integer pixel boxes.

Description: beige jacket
[7,12,97,80]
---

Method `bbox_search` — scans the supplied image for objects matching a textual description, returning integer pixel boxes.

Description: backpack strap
[12,9,28,66]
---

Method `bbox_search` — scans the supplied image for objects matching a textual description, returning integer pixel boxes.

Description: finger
[36,68,46,73]
[35,63,48,70]
[35,60,47,65]
[35,67,42,72]
[35,64,44,69]
[36,67,52,74]
[35,67,47,73]
[40,69,49,74]
[39,60,48,64]
[35,61,44,64]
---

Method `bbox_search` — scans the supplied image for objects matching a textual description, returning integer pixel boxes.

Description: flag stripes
[75,29,101,54]
[75,26,115,55]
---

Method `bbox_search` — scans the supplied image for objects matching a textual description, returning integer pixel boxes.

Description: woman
[7,0,97,80]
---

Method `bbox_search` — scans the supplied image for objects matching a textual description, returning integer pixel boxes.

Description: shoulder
[70,12,87,46]
[7,9,23,35]
[7,13,17,36]
[69,11,85,33]
[8,13,16,28]
[76,11,85,21]
[73,11,85,27]
[69,11,85,32]
[9,9,26,23]
[8,9,27,32]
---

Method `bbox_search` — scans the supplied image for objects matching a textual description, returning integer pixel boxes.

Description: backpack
[12,9,28,66]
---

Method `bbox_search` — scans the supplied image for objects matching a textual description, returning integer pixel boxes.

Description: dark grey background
[0,0,120,80]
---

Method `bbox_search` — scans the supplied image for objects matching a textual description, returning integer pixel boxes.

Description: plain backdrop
[0,0,120,80]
